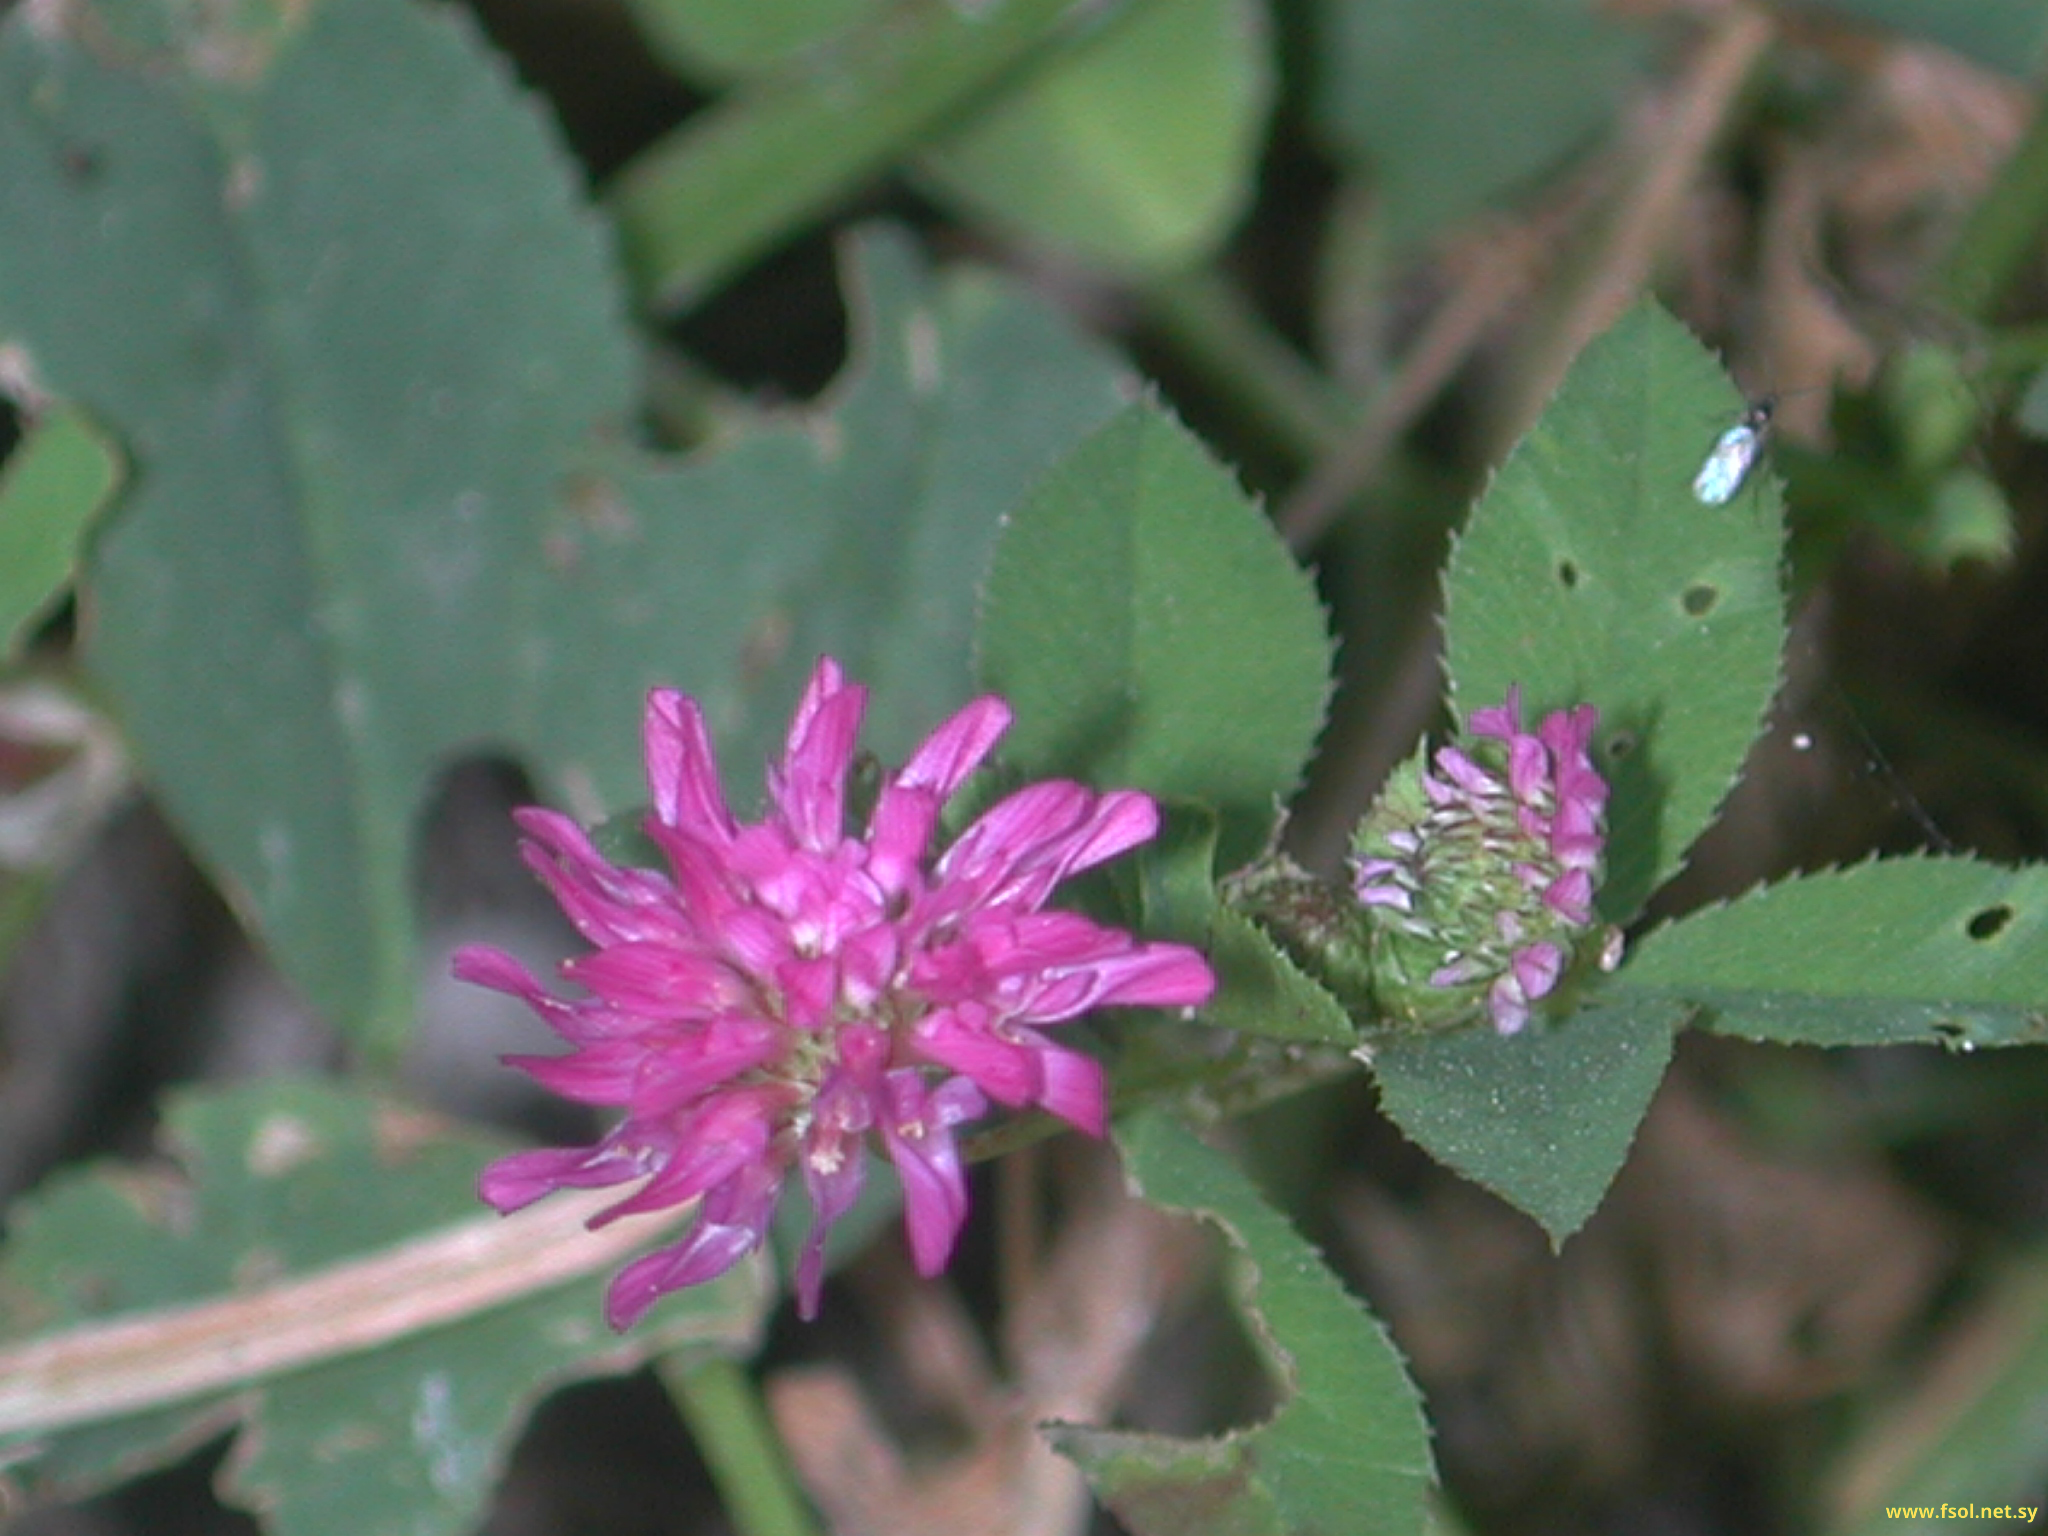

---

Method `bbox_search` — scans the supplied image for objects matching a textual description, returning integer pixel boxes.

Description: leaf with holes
[0,0,1129,1050]
[0,1079,759,1536]
[1613,855,2048,1050]
[1370,300,1782,1241]
[1441,298,1786,920]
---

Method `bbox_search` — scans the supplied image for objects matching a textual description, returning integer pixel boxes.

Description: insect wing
[1691,421,1762,505]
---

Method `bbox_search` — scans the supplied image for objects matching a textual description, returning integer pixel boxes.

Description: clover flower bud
[1350,687,1622,1034]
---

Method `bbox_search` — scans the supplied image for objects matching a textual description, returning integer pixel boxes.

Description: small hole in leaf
[1681,583,1718,617]
[1557,559,1580,589]
[1930,1018,1979,1054]
[62,143,105,185]
[1965,904,2013,940]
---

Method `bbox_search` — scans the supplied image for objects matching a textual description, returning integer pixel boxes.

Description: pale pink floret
[459,657,1214,1328]
[1353,685,1616,1036]
[1468,689,1610,1032]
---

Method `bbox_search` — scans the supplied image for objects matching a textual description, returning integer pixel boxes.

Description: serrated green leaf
[0,407,122,660]
[918,0,1271,272]
[0,0,1129,1050]
[1204,904,1355,1045]
[1614,855,2048,1051]
[1310,0,1638,248]
[977,404,1333,871]
[1047,1109,1433,1536]
[1131,805,1350,1045]
[1442,299,1786,919]
[1368,997,1679,1241]
[0,1080,759,1536]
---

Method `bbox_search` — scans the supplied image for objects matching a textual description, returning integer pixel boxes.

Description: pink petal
[1434,746,1502,799]
[451,945,577,1031]
[794,1066,881,1318]
[771,658,864,851]
[1468,685,1523,741]
[1047,790,1163,878]
[936,781,1092,893]
[1511,942,1563,1008]
[603,1160,783,1330]
[644,688,735,845]
[862,694,1008,894]
[893,694,1011,800]
[1543,869,1594,925]
[1506,732,1549,805]
[912,1006,1039,1106]
[478,1143,643,1213]
[563,941,737,1015]
[1487,974,1532,1035]
[1032,1042,1107,1134]
[1538,703,1599,766]
[589,1091,777,1225]
[881,1073,985,1277]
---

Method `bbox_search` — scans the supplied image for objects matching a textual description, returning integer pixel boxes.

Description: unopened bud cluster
[1350,688,1623,1035]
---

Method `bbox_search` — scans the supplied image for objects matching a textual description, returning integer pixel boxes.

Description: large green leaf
[1368,997,1681,1241]
[1203,905,1357,1046]
[977,404,1333,871]
[918,0,1272,272]
[1048,1109,1434,1535]
[1615,855,2048,1051]
[1442,299,1787,919]
[0,1080,759,1536]
[0,0,1129,1049]
[1310,0,1638,248]
[1134,802,1353,1047]
[1375,300,1782,1239]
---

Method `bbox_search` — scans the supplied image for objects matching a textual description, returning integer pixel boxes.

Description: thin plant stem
[1138,265,1354,469]
[660,1352,824,1536]
[608,0,1138,314]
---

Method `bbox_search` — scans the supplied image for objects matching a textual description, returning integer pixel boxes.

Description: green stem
[1928,89,2048,322]
[659,1352,823,1536]
[607,0,1136,314]
[1139,266,1354,469]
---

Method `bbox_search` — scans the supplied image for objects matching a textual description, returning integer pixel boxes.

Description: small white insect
[1691,396,1775,505]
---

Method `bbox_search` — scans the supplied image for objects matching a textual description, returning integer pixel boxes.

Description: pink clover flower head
[1349,686,1622,1035]
[458,657,1215,1328]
